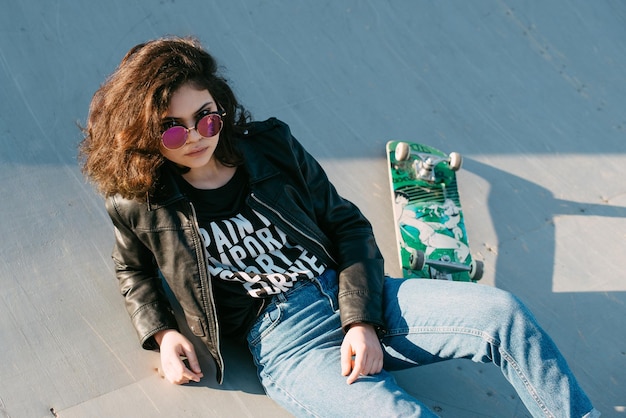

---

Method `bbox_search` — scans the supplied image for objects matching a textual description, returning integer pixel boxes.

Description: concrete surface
[1,1,625,417]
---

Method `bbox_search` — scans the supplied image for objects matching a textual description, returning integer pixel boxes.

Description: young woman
[80,36,598,417]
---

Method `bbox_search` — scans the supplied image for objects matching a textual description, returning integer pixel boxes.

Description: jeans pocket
[247,303,282,346]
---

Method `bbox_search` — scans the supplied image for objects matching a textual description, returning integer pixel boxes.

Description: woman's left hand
[340,323,383,384]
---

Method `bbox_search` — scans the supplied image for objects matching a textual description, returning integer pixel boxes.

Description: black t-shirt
[176,167,326,337]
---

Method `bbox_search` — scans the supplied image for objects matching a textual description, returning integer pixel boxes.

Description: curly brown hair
[79,36,249,200]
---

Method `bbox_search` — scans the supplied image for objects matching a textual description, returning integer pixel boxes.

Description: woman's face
[159,83,221,169]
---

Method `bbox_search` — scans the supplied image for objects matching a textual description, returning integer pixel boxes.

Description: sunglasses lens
[162,126,188,149]
[197,114,223,138]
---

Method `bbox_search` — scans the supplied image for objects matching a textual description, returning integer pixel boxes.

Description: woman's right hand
[154,329,203,384]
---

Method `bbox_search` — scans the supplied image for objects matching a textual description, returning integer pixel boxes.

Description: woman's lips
[185,147,208,156]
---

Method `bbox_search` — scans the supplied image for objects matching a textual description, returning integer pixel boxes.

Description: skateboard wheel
[448,152,462,171]
[469,259,484,280]
[409,249,425,271]
[395,142,411,161]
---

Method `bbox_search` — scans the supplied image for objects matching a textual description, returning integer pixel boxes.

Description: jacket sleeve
[284,125,386,332]
[105,196,179,350]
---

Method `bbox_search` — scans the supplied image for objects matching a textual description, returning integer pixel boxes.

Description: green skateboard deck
[386,140,483,282]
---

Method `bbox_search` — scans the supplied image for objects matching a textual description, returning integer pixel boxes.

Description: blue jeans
[246,270,598,417]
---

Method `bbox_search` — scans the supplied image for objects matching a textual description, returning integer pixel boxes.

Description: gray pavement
[1,1,625,417]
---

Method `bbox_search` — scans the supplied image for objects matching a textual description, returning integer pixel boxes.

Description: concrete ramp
[1,1,624,416]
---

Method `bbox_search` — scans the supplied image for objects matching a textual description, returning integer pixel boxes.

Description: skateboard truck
[395,142,462,182]
[409,250,484,281]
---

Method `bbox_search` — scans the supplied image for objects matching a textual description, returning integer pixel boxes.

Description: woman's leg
[247,271,598,417]
[381,277,598,418]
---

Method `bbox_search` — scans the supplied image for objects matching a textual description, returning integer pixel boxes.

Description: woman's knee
[483,286,537,329]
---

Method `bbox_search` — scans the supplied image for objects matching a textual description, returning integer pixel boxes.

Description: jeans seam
[499,348,553,418]
[385,326,487,339]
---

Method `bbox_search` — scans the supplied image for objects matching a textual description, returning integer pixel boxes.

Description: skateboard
[386,140,483,282]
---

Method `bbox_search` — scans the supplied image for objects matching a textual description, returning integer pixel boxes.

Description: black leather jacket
[105,118,385,383]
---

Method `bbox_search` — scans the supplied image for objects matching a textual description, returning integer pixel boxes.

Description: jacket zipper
[189,201,225,383]
[249,193,338,265]
[187,193,337,382]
